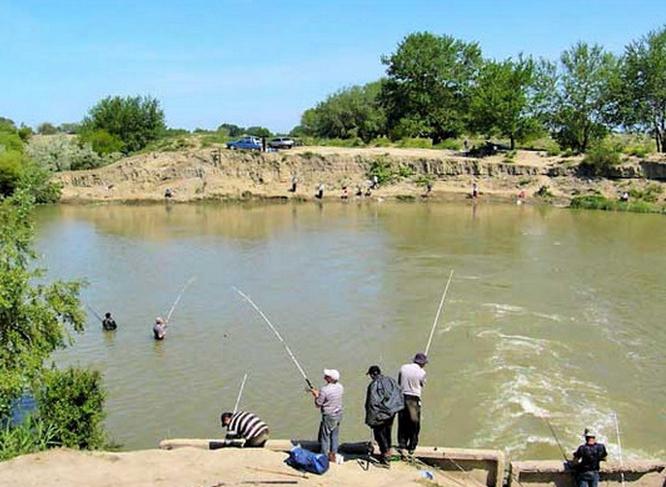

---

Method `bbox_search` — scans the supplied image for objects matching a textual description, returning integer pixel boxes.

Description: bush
[35,368,106,449]
[628,183,663,203]
[81,95,166,153]
[0,415,59,461]
[534,185,554,198]
[570,195,663,214]
[367,155,394,184]
[433,138,462,150]
[369,136,392,147]
[27,135,118,171]
[579,140,622,175]
[78,129,124,155]
[0,150,23,196]
[0,130,25,153]
[397,137,433,149]
[18,163,62,203]
[37,122,58,135]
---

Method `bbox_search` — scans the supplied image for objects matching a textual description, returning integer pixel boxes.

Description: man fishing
[310,369,343,462]
[152,317,167,340]
[220,411,270,448]
[364,365,404,467]
[102,312,117,331]
[397,353,427,457]
[570,428,608,487]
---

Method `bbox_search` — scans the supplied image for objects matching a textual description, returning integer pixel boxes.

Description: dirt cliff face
[54,146,665,204]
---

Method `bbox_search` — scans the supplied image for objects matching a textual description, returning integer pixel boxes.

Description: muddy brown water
[34,201,665,459]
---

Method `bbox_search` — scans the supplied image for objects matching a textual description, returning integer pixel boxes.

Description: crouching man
[220,411,270,448]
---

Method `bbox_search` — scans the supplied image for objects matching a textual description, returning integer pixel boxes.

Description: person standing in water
[571,428,608,487]
[102,312,117,331]
[153,317,167,340]
[397,353,428,457]
[472,182,479,199]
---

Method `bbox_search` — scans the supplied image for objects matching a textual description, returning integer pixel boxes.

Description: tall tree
[613,26,666,152]
[469,57,544,149]
[548,42,618,152]
[81,95,166,153]
[380,32,482,143]
[300,81,386,142]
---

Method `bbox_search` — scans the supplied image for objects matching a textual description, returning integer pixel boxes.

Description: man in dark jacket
[102,312,117,331]
[571,428,608,487]
[364,365,404,467]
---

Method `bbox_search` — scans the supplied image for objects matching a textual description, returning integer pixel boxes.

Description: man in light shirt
[397,352,427,456]
[310,369,343,462]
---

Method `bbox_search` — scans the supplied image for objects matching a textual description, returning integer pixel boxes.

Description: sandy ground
[54,145,665,205]
[0,448,440,487]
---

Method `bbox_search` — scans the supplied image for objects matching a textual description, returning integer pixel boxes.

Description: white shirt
[398,363,426,398]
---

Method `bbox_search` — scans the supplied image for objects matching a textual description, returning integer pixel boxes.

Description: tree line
[297,26,666,153]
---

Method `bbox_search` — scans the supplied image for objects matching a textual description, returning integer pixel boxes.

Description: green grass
[570,195,664,214]
[0,416,59,461]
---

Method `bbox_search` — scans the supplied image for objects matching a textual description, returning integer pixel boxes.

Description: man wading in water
[310,369,343,462]
[397,353,427,457]
[152,317,167,340]
[102,312,117,331]
[571,428,608,487]
[220,411,270,448]
[365,365,404,467]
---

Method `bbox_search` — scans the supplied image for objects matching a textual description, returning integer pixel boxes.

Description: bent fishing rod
[233,373,248,413]
[424,269,455,356]
[614,412,626,487]
[165,276,197,322]
[85,302,104,323]
[541,416,570,462]
[233,287,314,390]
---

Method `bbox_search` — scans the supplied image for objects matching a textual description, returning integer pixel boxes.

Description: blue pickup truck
[226,136,262,151]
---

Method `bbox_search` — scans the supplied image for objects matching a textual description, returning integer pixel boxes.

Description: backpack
[285,445,329,475]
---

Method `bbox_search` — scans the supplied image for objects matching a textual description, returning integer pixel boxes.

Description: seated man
[220,411,270,448]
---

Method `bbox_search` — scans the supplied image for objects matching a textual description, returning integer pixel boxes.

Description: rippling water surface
[34,202,665,459]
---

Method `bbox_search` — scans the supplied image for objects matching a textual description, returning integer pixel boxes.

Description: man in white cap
[310,369,343,462]
[571,428,607,487]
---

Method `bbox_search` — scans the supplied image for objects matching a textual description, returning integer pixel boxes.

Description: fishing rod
[613,412,626,487]
[424,270,455,356]
[233,287,314,390]
[165,277,196,323]
[541,416,570,462]
[233,373,248,413]
[85,302,104,323]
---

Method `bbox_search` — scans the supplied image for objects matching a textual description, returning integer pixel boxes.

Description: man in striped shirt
[220,411,270,448]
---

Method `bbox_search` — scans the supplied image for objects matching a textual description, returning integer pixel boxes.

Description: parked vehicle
[268,137,295,150]
[226,136,262,150]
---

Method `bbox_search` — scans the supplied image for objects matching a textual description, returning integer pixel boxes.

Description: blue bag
[285,445,329,475]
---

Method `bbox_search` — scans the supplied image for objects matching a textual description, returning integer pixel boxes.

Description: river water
[34,202,665,459]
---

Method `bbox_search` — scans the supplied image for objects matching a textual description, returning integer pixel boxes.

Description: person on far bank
[102,312,117,331]
[290,175,298,193]
[365,365,404,467]
[570,428,608,487]
[315,183,325,199]
[397,353,427,456]
[220,410,270,448]
[153,317,167,340]
[310,369,343,462]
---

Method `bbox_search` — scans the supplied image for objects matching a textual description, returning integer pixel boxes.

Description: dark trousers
[372,416,394,456]
[397,395,421,452]
[576,471,600,487]
[245,430,269,448]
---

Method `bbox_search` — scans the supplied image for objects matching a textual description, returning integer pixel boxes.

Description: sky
[1,0,664,133]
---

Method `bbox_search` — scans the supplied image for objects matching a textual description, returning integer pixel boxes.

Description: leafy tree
[18,125,33,142]
[380,32,482,143]
[217,123,244,137]
[78,129,124,155]
[37,123,58,135]
[300,81,386,142]
[548,42,618,152]
[470,57,544,149]
[81,95,166,153]
[612,26,666,152]
[0,150,22,196]
[0,117,16,132]
[0,191,86,417]
[245,126,272,138]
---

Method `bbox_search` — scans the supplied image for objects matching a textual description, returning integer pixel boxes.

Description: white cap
[323,369,340,382]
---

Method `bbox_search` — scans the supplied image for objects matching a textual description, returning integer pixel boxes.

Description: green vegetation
[570,195,664,214]
[0,191,107,460]
[579,140,623,175]
[81,95,166,153]
[297,25,666,155]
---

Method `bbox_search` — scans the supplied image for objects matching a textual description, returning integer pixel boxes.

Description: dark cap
[413,352,428,365]
[366,365,381,376]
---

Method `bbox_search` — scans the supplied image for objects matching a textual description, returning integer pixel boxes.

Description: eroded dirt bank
[55,146,666,205]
